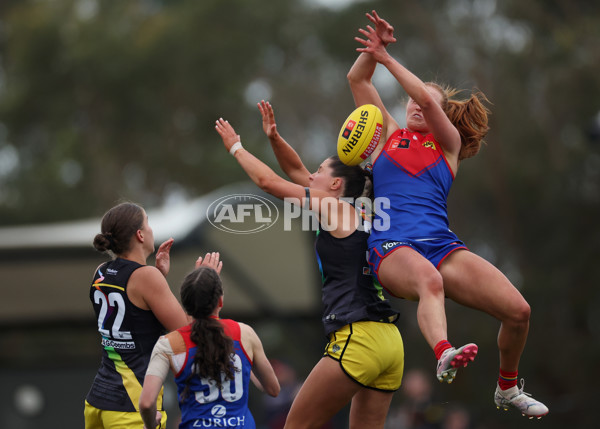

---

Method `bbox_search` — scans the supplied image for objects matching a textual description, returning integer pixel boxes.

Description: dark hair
[93,202,144,255]
[179,266,235,399]
[327,156,373,200]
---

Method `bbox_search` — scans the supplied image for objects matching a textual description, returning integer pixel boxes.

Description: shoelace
[507,379,534,401]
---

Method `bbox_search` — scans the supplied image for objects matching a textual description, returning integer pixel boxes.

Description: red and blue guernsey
[369,128,462,250]
[175,319,254,429]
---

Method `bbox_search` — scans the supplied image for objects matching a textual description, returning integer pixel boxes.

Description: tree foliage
[0,0,599,426]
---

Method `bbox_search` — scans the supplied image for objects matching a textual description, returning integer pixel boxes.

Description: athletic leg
[283,357,362,429]
[440,250,548,418]
[349,388,394,429]
[439,249,530,372]
[377,247,447,349]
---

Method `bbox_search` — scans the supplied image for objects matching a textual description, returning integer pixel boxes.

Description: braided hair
[179,267,235,399]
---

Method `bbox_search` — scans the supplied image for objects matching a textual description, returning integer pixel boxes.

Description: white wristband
[229,141,243,156]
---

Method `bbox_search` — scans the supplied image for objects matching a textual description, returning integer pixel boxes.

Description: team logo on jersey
[423,140,437,150]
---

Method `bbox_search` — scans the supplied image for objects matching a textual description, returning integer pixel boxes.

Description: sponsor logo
[332,344,341,353]
[102,338,136,350]
[362,267,371,275]
[207,194,279,234]
[389,138,410,150]
[106,268,118,275]
[192,415,246,427]
[360,123,383,160]
[342,120,356,139]
[423,140,437,150]
[341,112,370,155]
[382,241,400,251]
[211,405,226,418]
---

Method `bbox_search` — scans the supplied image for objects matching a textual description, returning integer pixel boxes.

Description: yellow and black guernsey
[86,258,165,412]
[314,211,399,337]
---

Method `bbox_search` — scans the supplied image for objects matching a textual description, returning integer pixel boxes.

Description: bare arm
[128,267,188,331]
[258,100,311,186]
[215,118,359,238]
[240,323,280,397]
[139,375,163,429]
[348,12,401,158]
[356,22,461,159]
[216,117,307,201]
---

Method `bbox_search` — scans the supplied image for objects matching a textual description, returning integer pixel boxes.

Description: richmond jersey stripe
[86,258,165,412]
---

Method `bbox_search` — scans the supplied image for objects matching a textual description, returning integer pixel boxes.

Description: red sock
[434,340,452,360]
[498,369,518,390]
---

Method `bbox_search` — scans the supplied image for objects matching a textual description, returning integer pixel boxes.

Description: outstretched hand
[196,251,223,274]
[258,100,279,140]
[366,10,396,46]
[355,24,388,63]
[155,238,174,277]
[215,118,241,153]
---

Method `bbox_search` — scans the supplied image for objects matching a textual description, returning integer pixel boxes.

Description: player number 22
[94,290,132,340]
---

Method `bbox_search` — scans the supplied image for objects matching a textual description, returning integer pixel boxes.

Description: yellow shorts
[84,400,167,429]
[324,320,404,391]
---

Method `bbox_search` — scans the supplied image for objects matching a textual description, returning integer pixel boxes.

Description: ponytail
[328,156,374,200]
[179,267,235,399]
[426,83,491,160]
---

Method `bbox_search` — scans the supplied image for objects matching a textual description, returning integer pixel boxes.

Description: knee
[418,271,445,299]
[507,299,531,325]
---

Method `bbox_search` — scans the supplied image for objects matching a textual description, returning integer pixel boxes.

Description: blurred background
[0,0,598,428]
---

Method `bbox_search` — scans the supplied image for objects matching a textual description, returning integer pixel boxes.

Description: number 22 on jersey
[94,289,132,340]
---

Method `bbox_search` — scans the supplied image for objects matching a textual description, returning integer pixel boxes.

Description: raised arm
[355,15,461,159]
[215,117,307,201]
[347,11,400,156]
[258,100,311,186]
[215,118,359,237]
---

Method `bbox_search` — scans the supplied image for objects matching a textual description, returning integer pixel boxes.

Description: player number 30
[195,354,244,403]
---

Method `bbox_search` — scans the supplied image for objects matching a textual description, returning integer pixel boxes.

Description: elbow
[257,176,284,198]
[417,88,438,111]
[347,70,362,87]
[266,381,281,398]
[256,176,275,195]
[346,70,355,84]
[139,397,153,413]
[139,390,157,413]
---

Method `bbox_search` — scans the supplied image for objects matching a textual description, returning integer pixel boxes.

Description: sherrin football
[337,104,383,166]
